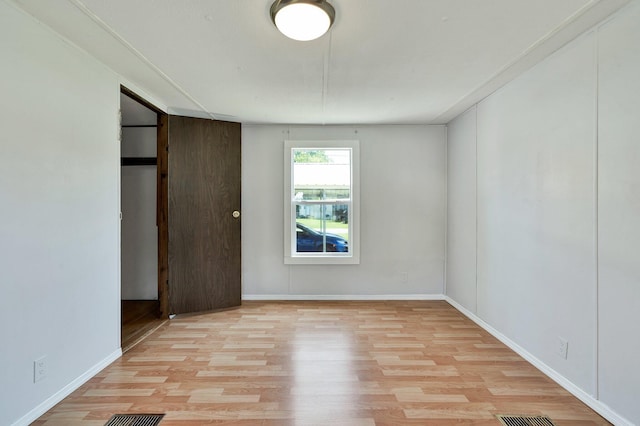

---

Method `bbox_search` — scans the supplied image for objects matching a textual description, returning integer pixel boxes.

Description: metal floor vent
[496,414,556,426]
[104,414,164,426]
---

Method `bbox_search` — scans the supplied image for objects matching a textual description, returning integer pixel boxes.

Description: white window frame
[284,140,360,265]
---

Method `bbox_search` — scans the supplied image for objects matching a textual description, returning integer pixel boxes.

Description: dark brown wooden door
[167,115,241,315]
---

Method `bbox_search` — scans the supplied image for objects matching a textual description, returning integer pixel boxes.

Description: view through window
[285,140,359,264]
[293,148,351,253]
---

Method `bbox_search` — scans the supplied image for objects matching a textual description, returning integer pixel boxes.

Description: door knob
[232,210,240,218]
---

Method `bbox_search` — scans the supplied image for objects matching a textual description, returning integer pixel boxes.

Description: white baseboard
[242,294,446,301]
[444,296,633,426]
[11,349,122,426]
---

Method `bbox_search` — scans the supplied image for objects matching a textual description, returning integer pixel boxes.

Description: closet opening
[120,87,167,351]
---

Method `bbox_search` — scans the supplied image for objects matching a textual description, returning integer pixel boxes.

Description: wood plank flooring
[35,301,611,425]
[121,300,166,353]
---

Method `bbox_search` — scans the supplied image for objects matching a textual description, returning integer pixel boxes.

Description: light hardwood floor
[34,301,611,425]
[121,300,166,353]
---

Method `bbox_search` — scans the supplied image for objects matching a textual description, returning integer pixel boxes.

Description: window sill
[284,254,360,265]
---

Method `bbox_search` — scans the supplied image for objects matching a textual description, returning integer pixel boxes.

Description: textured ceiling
[14,0,630,124]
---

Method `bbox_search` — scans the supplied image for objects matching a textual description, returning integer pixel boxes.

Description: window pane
[285,140,359,265]
[293,148,350,201]
[295,204,349,253]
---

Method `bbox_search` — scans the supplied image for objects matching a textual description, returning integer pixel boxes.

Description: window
[284,140,359,264]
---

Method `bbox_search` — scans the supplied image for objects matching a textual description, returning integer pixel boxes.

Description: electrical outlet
[558,337,568,359]
[400,272,408,283]
[34,356,47,383]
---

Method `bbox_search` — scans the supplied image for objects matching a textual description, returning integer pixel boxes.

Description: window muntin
[284,141,359,264]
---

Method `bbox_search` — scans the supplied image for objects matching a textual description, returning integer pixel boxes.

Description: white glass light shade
[271,1,335,41]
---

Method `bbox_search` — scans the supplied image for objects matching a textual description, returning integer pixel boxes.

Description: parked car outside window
[296,222,348,253]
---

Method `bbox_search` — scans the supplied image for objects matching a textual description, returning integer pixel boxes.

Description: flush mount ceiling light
[270,0,336,41]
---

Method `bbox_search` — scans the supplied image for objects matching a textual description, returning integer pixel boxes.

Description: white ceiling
[14,0,630,124]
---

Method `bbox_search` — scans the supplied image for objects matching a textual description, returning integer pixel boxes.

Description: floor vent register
[496,414,557,426]
[104,414,165,426]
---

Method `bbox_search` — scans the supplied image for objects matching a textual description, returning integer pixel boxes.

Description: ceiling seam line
[432,0,618,123]
[321,31,333,125]
[67,0,218,120]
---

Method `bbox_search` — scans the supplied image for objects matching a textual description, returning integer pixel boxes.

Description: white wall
[446,106,477,312]
[597,4,640,422]
[446,3,640,424]
[121,166,157,299]
[242,125,446,297]
[478,31,597,392]
[0,3,121,425]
